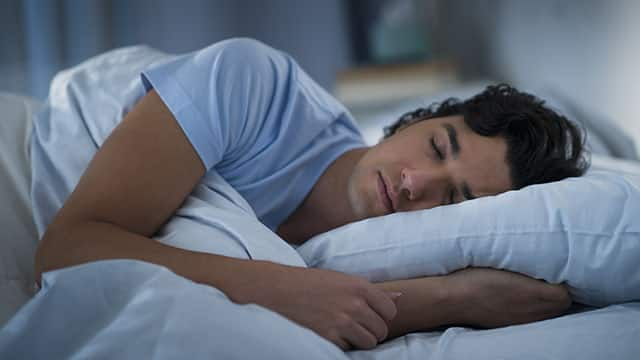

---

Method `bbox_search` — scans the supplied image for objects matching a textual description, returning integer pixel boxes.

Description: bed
[1,84,639,359]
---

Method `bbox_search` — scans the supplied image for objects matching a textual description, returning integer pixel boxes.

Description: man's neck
[277,147,368,245]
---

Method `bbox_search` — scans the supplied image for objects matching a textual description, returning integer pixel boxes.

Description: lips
[377,172,395,214]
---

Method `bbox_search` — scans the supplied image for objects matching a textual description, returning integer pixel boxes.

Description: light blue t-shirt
[141,38,365,230]
[30,38,365,236]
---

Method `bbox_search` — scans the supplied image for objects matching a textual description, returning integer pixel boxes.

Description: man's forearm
[375,268,572,340]
[35,219,257,296]
[376,276,456,339]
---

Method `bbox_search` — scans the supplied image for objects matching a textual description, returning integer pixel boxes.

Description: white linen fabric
[3,260,639,360]
[3,73,639,356]
[0,260,347,360]
[348,302,640,360]
[3,154,640,359]
[0,169,335,359]
[29,45,166,237]
[2,162,639,359]
[297,155,640,307]
[153,170,306,268]
[0,93,40,328]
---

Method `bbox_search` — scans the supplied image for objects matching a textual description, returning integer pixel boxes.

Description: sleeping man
[31,38,588,350]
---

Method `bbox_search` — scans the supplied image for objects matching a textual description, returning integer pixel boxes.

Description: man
[32,38,586,350]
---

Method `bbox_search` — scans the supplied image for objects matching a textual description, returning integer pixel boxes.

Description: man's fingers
[330,336,350,351]
[343,321,379,350]
[353,305,389,342]
[364,286,398,322]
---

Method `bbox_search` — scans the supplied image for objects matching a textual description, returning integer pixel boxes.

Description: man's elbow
[34,224,71,287]
[546,284,573,316]
[34,232,54,287]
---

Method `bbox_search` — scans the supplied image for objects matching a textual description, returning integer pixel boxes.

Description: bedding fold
[0,260,347,360]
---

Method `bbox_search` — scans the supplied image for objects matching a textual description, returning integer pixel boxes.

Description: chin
[347,164,387,220]
[346,178,374,221]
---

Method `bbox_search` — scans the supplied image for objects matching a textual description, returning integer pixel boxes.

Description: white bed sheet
[0,93,40,327]
[350,303,640,360]
[3,259,639,359]
[1,88,639,358]
[1,260,349,360]
[3,161,640,359]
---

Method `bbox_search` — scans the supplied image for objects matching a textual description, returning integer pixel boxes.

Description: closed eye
[431,137,444,160]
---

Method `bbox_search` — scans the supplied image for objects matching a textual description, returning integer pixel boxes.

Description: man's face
[347,115,513,220]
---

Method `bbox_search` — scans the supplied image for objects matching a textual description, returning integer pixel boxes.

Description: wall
[0,0,28,95]
[435,0,640,156]
[1,0,352,99]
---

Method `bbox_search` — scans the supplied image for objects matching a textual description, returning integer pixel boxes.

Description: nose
[399,167,447,203]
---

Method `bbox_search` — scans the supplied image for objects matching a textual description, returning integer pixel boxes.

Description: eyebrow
[442,123,477,201]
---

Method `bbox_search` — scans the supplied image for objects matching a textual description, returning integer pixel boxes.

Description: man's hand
[445,267,572,328]
[227,261,399,351]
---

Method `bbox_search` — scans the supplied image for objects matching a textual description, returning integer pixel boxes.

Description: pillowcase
[0,93,41,327]
[296,154,640,307]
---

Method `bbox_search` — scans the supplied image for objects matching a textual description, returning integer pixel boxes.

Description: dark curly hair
[383,84,590,190]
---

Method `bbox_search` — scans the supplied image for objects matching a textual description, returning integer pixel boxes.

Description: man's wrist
[189,253,271,304]
[377,275,460,337]
[422,275,463,327]
[437,273,469,325]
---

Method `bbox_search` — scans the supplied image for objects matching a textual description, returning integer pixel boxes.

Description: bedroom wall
[0,0,352,100]
[434,0,640,157]
[4,0,638,157]
[0,0,28,95]
[109,0,353,92]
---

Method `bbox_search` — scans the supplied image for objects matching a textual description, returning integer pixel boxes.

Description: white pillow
[0,93,41,327]
[297,155,640,307]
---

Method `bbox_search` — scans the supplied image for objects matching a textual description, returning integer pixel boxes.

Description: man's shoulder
[199,37,290,72]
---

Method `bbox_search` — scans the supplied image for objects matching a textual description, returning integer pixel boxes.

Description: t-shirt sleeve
[140,38,289,171]
[140,38,365,228]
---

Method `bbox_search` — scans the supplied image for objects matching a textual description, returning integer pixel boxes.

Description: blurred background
[1,0,639,156]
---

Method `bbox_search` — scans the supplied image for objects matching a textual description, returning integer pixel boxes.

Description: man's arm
[35,90,398,351]
[377,268,571,339]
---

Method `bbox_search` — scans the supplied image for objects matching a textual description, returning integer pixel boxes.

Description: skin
[349,115,511,216]
[35,90,571,351]
[278,115,512,244]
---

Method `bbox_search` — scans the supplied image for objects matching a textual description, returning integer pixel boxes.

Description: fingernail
[388,291,403,299]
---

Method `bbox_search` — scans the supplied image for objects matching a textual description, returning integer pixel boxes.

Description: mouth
[377,172,395,214]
